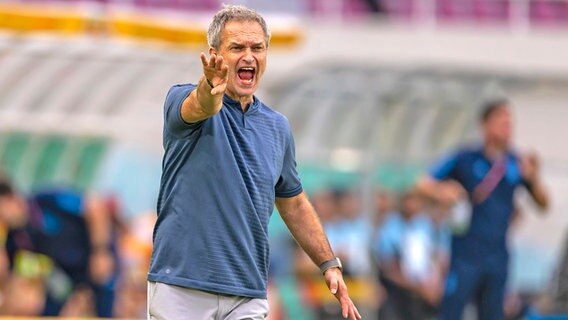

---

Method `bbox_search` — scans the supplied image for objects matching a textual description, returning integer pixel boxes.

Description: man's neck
[483,140,507,160]
[226,92,253,112]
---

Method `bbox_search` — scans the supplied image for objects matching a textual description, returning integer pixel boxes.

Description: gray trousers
[147,281,269,320]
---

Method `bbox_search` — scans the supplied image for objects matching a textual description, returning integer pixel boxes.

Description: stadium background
[0,0,567,319]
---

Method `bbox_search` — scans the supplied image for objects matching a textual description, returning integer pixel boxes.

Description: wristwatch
[319,257,343,275]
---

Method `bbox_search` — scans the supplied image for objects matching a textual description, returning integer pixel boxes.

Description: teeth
[240,67,255,71]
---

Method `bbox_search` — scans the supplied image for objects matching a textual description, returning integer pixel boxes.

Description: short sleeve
[275,130,303,198]
[164,84,203,137]
[429,152,459,181]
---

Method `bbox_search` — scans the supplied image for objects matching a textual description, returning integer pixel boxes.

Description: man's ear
[209,47,217,55]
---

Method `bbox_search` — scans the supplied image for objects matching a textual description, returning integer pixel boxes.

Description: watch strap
[319,257,342,275]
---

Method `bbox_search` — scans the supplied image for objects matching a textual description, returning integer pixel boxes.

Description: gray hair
[207,4,271,50]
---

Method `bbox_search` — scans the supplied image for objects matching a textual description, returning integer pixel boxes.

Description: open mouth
[237,67,256,85]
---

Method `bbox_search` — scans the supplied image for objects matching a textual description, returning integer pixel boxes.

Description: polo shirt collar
[223,94,260,113]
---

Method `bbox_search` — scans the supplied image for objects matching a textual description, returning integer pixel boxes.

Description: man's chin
[228,86,257,99]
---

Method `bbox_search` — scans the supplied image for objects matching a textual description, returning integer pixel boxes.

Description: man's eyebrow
[227,41,265,47]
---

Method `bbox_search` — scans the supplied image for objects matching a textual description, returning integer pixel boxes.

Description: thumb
[329,277,338,295]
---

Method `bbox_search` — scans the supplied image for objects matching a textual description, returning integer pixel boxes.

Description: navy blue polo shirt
[429,145,527,262]
[148,84,303,298]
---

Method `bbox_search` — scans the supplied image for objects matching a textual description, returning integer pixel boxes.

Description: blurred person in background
[372,189,395,236]
[147,4,360,320]
[326,189,372,277]
[373,190,444,320]
[312,190,336,227]
[416,99,549,320]
[424,199,452,275]
[114,210,156,319]
[0,177,117,317]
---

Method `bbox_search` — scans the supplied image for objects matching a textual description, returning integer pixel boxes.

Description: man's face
[483,106,513,147]
[338,192,361,220]
[0,195,28,228]
[401,193,421,218]
[212,20,267,101]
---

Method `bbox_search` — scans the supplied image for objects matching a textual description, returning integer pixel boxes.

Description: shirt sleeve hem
[275,185,303,198]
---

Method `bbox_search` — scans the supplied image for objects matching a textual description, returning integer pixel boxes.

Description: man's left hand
[324,268,362,320]
[520,152,539,183]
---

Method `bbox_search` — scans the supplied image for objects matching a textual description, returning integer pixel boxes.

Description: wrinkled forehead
[220,20,266,45]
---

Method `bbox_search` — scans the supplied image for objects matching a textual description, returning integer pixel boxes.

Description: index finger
[200,52,208,66]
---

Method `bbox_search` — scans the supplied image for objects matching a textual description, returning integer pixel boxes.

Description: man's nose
[243,49,254,64]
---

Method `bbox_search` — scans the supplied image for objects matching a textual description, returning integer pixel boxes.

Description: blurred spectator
[326,189,372,277]
[415,99,549,319]
[373,191,445,320]
[0,178,118,317]
[312,190,337,226]
[372,189,395,232]
[114,211,155,319]
[424,199,452,274]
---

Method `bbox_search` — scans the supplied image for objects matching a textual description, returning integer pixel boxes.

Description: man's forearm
[84,196,111,251]
[528,179,549,211]
[415,176,444,203]
[277,194,335,266]
[181,76,223,123]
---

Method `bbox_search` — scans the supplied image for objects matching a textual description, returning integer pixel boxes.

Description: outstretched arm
[415,175,465,206]
[275,192,361,320]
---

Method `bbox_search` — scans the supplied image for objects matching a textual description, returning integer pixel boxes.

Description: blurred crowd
[0,177,155,319]
[0,177,565,319]
[0,175,463,319]
[268,187,552,320]
[269,187,453,320]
